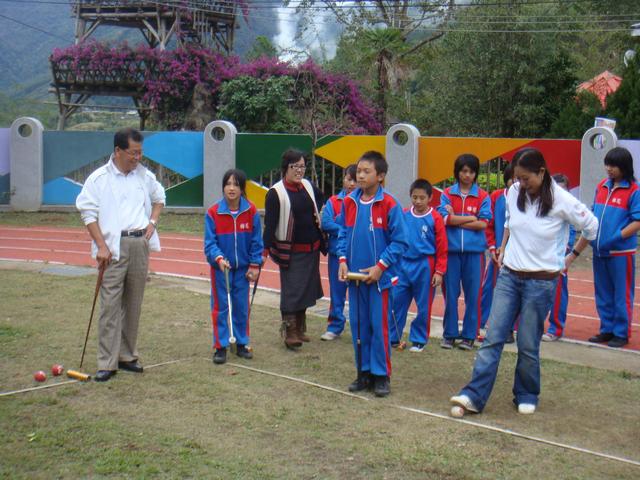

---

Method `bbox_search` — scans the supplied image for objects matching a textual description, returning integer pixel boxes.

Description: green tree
[548,91,603,139]
[245,35,278,61]
[217,76,297,133]
[606,56,640,139]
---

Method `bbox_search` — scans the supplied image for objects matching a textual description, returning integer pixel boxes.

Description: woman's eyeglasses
[289,164,306,172]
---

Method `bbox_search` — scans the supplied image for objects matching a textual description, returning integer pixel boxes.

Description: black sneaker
[348,371,372,392]
[213,348,227,364]
[440,338,455,349]
[458,339,474,351]
[608,336,629,348]
[505,330,515,344]
[373,375,390,397]
[588,332,614,343]
[236,344,253,359]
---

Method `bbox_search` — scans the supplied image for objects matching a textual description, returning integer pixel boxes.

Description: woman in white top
[449,147,598,416]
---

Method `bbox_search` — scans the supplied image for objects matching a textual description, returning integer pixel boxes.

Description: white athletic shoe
[409,343,425,353]
[541,333,560,342]
[518,403,536,414]
[320,331,339,341]
[450,394,479,413]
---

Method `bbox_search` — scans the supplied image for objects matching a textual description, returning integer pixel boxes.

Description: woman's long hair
[604,147,636,182]
[513,148,554,217]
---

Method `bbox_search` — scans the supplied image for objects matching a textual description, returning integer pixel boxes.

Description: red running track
[1,225,638,351]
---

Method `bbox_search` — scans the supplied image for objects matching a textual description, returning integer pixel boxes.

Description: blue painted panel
[43,177,83,205]
[143,132,203,178]
[43,131,115,183]
[0,128,9,176]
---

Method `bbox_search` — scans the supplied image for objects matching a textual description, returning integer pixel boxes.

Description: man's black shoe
[608,336,629,348]
[213,348,227,364]
[236,345,253,359]
[373,375,390,397]
[588,333,614,343]
[118,360,143,373]
[505,330,515,344]
[348,371,372,392]
[95,370,117,382]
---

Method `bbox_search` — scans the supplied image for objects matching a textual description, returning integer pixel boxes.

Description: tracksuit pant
[593,255,635,339]
[546,273,569,337]
[326,254,348,335]
[210,266,250,348]
[480,259,499,329]
[348,282,391,377]
[390,256,436,345]
[442,252,485,341]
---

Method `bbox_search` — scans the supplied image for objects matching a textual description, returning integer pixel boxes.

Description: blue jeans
[459,268,556,411]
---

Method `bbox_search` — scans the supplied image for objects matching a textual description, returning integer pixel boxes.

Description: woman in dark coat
[263,149,325,349]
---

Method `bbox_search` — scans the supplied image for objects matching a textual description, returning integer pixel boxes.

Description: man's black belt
[121,229,146,237]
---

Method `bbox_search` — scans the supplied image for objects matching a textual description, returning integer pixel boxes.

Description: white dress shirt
[503,181,598,272]
[76,156,166,261]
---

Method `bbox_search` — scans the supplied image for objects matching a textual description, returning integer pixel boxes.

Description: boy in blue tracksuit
[543,174,576,341]
[438,154,491,351]
[390,179,448,352]
[480,164,513,333]
[337,151,407,397]
[320,164,357,341]
[588,147,640,348]
[205,169,263,364]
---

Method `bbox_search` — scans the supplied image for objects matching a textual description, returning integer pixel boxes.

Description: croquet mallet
[346,272,366,378]
[224,267,236,353]
[67,265,105,381]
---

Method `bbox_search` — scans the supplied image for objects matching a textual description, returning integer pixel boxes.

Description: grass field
[1,268,639,479]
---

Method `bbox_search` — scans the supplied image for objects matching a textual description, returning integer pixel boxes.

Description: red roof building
[577,70,622,108]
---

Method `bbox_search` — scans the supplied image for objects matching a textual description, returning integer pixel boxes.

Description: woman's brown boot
[282,314,302,349]
[296,311,310,342]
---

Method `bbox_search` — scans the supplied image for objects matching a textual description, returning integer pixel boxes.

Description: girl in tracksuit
[481,163,514,332]
[391,179,448,351]
[320,164,357,341]
[438,154,492,351]
[205,169,264,364]
[543,174,576,341]
[589,147,640,348]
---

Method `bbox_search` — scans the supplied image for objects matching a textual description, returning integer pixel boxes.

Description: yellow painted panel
[417,137,532,184]
[315,136,386,168]
[246,180,268,209]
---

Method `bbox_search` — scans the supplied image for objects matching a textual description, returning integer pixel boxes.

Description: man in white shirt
[76,128,165,382]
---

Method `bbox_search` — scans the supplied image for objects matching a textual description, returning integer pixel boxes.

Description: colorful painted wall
[0,128,9,205]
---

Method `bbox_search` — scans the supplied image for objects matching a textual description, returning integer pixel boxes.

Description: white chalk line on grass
[0,358,189,397]
[221,360,640,468]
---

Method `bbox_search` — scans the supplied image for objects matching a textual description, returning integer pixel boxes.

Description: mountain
[0,2,281,99]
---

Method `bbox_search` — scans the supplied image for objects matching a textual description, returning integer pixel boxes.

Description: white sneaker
[409,343,425,353]
[450,394,479,413]
[320,331,339,341]
[518,403,536,414]
[541,333,560,342]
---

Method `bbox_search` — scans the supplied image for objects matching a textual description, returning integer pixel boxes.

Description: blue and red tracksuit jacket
[485,188,507,250]
[204,196,263,270]
[591,178,640,257]
[437,183,491,253]
[336,186,408,290]
[321,189,347,255]
[402,207,448,275]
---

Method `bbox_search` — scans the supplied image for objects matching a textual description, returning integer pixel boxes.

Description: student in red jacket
[205,169,263,364]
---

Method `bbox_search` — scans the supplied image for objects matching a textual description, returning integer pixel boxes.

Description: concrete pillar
[580,126,617,205]
[385,123,421,208]
[204,120,237,209]
[10,117,44,211]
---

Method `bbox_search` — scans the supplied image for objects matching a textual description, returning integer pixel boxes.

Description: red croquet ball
[51,364,64,376]
[34,371,47,382]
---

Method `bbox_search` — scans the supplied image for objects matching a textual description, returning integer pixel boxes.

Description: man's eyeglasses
[122,149,143,159]
[289,164,306,172]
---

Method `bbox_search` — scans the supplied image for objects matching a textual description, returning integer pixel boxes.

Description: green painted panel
[165,175,203,207]
[236,134,312,178]
[0,173,9,204]
[315,135,342,149]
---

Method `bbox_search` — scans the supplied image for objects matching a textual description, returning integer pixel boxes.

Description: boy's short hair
[358,151,388,175]
[552,173,569,187]
[453,153,480,181]
[503,163,514,185]
[344,164,357,180]
[410,178,432,196]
